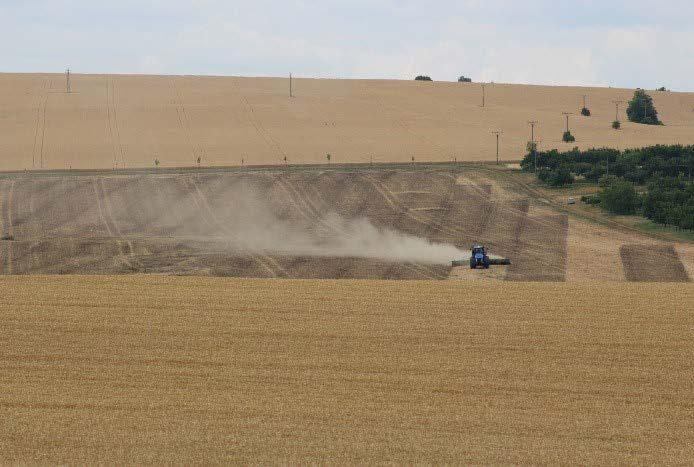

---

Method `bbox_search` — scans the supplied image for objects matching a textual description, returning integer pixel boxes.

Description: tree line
[521,145,694,231]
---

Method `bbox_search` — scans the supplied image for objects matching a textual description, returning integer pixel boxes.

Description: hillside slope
[1,73,693,170]
[1,167,690,281]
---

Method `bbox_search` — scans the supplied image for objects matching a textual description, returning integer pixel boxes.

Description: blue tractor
[469,244,490,269]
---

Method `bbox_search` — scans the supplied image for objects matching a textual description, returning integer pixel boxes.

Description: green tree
[627,89,663,125]
[415,76,432,81]
[544,166,574,187]
[600,180,639,215]
[458,76,472,83]
[562,131,575,143]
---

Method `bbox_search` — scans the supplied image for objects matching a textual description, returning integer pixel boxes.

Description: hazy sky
[2,1,693,90]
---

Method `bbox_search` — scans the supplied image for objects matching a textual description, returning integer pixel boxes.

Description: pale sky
[2,1,693,90]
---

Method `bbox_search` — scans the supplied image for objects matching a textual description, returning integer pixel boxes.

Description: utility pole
[481,83,486,107]
[492,130,502,165]
[66,68,71,93]
[612,100,624,121]
[528,121,538,170]
[528,121,538,143]
[582,95,587,109]
[289,73,293,98]
[562,112,573,133]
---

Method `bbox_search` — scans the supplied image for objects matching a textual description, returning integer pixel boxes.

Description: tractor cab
[470,244,490,269]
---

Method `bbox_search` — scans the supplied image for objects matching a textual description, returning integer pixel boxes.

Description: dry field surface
[0,167,690,281]
[1,73,694,170]
[0,276,692,464]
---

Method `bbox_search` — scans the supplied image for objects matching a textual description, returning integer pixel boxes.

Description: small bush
[581,107,591,117]
[600,180,640,215]
[458,76,472,83]
[581,195,601,205]
[562,131,576,143]
[598,174,619,188]
[612,120,621,130]
[1,234,14,241]
[415,76,432,81]
[541,166,575,187]
[656,86,669,92]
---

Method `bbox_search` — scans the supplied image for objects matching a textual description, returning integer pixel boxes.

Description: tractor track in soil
[92,178,134,269]
[1,168,689,280]
[270,174,441,279]
[186,176,287,278]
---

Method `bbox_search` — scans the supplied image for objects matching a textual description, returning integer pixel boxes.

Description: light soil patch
[676,244,694,280]
[565,218,628,282]
[1,276,693,464]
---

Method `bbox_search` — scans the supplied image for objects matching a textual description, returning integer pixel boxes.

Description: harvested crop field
[1,276,692,464]
[0,167,691,282]
[1,73,694,171]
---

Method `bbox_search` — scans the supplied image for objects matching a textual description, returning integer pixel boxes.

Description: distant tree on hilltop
[458,76,472,83]
[415,75,432,81]
[627,89,663,125]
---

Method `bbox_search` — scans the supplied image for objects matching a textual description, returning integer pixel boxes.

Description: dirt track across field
[0,167,690,282]
[1,73,694,170]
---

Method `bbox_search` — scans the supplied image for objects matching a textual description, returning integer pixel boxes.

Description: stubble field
[1,73,694,170]
[1,276,692,464]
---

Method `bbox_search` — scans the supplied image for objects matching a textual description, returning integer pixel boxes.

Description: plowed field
[0,167,691,281]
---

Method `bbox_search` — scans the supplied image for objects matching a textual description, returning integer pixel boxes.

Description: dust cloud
[186,179,468,265]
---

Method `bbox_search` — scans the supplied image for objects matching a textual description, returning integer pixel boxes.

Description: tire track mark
[92,178,132,268]
[171,78,202,163]
[31,80,50,169]
[105,79,118,168]
[362,174,459,238]
[275,174,442,279]
[239,96,287,160]
[99,178,137,266]
[1,180,15,274]
[31,80,48,169]
[110,79,126,168]
[186,177,286,278]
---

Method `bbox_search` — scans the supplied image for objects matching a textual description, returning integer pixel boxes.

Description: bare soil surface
[0,167,690,281]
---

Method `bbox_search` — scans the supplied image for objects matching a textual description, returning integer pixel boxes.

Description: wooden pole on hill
[528,121,537,143]
[289,73,293,98]
[66,68,71,93]
[528,121,538,170]
[481,84,486,107]
[562,112,573,133]
[492,130,502,164]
